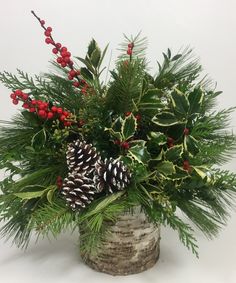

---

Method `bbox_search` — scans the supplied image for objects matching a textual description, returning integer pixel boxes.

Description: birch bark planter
[80,207,161,276]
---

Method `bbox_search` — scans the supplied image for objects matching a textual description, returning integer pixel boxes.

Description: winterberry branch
[31,10,88,92]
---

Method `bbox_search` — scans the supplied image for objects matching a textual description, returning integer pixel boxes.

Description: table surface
[0,213,236,283]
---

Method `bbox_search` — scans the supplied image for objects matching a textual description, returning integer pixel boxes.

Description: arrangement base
[80,207,160,276]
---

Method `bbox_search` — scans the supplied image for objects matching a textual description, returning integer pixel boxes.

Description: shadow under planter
[80,207,161,276]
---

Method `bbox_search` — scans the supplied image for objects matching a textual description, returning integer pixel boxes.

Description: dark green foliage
[0,34,236,258]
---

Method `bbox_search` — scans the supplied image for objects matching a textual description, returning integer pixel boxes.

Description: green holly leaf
[152,112,184,126]
[156,161,176,175]
[121,114,137,140]
[171,88,190,115]
[91,47,101,68]
[46,185,57,204]
[104,127,122,140]
[147,131,167,145]
[165,145,183,161]
[14,190,46,200]
[172,166,190,179]
[80,67,93,81]
[184,135,199,157]
[188,88,204,114]
[139,89,163,111]
[31,128,47,148]
[128,140,151,164]
[87,39,97,57]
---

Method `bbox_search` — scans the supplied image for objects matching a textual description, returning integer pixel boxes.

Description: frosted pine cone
[66,140,100,174]
[61,172,97,210]
[94,158,132,193]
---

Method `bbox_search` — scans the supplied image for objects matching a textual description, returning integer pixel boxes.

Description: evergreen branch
[29,200,75,238]
[164,213,199,257]
[154,47,202,89]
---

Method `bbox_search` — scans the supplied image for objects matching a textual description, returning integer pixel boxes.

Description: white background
[0,1,236,282]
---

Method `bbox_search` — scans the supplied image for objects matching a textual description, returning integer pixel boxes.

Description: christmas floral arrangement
[1,11,236,270]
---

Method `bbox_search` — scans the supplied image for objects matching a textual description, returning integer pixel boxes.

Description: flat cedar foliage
[0,16,236,258]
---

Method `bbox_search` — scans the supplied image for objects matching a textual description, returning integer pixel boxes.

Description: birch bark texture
[80,207,161,276]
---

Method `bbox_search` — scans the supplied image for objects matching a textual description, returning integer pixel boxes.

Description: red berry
[63,111,69,117]
[59,115,66,121]
[51,106,58,112]
[38,103,46,110]
[73,81,80,87]
[22,103,29,109]
[68,75,73,80]
[47,112,54,119]
[127,48,132,55]
[22,94,29,100]
[69,70,77,77]
[45,37,52,44]
[65,51,71,57]
[52,48,58,54]
[125,111,132,116]
[44,30,51,37]
[61,47,67,52]
[40,20,45,25]
[29,107,36,112]
[76,70,81,75]
[46,27,52,32]
[68,60,74,66]
[184,128,190,135]
[61,51,67,57]
[135,114,141,121]
[10,93,17,99]
[81,80,86,84]
[56,57,63,63]
[12,99,19,105]
[56,43,62,49]
[128,43,134,49]
[61,62,67,67]
[14,89,22,96]
[64,121,72,127]
[57,108,63,114]
[63,57,70,63]
[121,141,130,149]
[31,100,37,105]
[38,110,46,117]
[183,160,191,172]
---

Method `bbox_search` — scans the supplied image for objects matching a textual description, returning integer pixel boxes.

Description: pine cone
[61,172,97,210]
[94,158,132,193]
[66,140,100,174]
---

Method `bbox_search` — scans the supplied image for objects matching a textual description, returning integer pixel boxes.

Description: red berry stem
[31,11,88,94]
[127,42,134,61]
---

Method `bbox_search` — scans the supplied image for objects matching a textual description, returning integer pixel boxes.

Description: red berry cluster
[32,11,86,91]
[167,137,174,148]
[114,140,130,150]
[183,160,191,172]
[10,89,72,127]
[10,89,28,105]
[127,42,134,56]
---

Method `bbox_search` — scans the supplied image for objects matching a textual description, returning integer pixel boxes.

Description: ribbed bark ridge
[80,207,161,276]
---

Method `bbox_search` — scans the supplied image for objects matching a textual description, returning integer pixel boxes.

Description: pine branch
[154,47,202,90]
[29,201,75,238]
